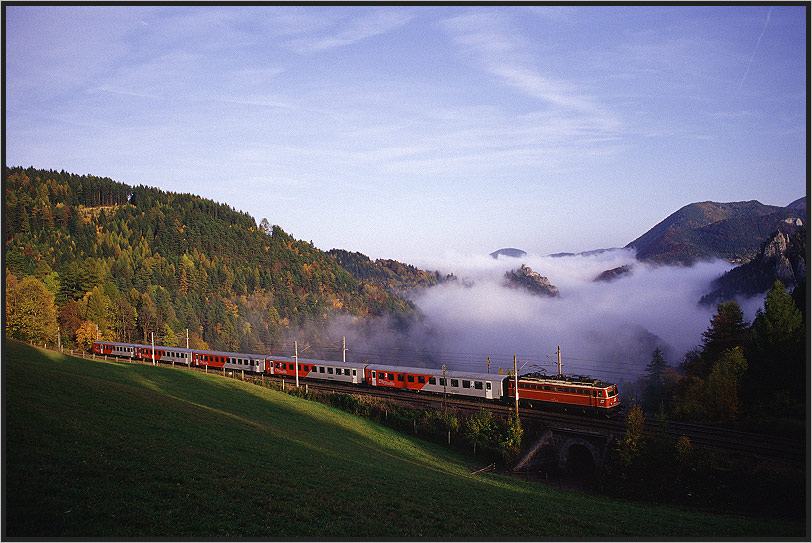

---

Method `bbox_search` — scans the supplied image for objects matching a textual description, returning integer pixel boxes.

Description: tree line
[639,279,806,422]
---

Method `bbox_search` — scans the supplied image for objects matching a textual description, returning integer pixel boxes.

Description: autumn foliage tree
[705,347,748,420]
[75,321,99,351]
[5,273,58,345]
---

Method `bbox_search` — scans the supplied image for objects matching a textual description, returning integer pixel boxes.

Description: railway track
[88,351,807,465]
[644,418,806,463]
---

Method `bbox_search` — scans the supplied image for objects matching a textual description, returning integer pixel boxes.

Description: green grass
[3,341,804,538]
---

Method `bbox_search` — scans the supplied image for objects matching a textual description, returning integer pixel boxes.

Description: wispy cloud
[440,11,621,132]
[445,14,588,111]
[290,8,415,53]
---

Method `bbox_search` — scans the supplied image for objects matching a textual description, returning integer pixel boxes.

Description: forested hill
[4,166,415,353]
[327,249,442,294]
[626,199,805,264]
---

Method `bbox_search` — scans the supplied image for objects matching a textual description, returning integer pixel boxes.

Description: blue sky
[5,5,807,263]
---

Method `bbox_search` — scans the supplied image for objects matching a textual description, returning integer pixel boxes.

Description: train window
[556,387,563,392]
[352,369,357,377]
[407,375,414,383]
[486,382,492,390]
[371,371,376,378]
[388,373,394,380]
[462,380,471,388]
[609,387,618,397]
[397,374,404,382]
[429,377,436,385]
[345,369,351,376]
[328,368,334,374]
[474,381,483,390]
[592,390,597,397]
[439,378,446,386]
[451,379,459,388]
[544,386,550,391]
[418,376,425,384]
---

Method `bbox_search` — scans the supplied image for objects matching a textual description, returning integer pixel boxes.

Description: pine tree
[750,280,805,399]
[682,301,749,380]
[643,348,668,413]
[701,301,749,363]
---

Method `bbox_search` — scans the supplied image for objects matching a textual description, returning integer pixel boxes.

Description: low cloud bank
[321,249,766,385]
[404,249,764,383]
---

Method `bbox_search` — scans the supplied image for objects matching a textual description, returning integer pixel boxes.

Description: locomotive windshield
[608,386,618,397]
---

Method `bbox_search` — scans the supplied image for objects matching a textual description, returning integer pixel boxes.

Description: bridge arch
[559,437,600,474]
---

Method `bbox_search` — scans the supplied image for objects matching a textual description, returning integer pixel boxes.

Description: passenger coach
[365,365,504,400]
[267,356,366,385]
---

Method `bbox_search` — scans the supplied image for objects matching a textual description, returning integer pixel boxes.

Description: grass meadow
[3,340,804,538]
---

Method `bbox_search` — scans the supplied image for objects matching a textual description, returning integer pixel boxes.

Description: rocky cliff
[700,229,807,305]
[504,265,560,297]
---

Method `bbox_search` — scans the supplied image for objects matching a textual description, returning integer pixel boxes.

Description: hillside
[4,166,415,353]
[626,199,805,264]
[327,249,440,294]
[4,341,801,538]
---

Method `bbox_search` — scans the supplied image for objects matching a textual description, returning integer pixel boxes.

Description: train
[92,340,621,416]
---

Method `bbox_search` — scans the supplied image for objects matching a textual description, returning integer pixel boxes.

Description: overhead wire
[267,339,657,382]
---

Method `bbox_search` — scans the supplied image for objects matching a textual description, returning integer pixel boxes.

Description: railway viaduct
[513,421,619,477]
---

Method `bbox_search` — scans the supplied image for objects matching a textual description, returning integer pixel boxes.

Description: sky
[4,5,808,264]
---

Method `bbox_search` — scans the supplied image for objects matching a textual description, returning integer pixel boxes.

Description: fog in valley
[326,249,766,386]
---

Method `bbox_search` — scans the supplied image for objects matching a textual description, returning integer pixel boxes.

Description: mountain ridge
[626,198,805,264]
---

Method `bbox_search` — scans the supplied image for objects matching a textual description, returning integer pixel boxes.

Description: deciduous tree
[706,347,748,421]
[5,273,58,345]
[75,320,98,351]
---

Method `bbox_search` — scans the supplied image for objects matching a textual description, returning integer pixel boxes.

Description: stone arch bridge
[513,423,618,476]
